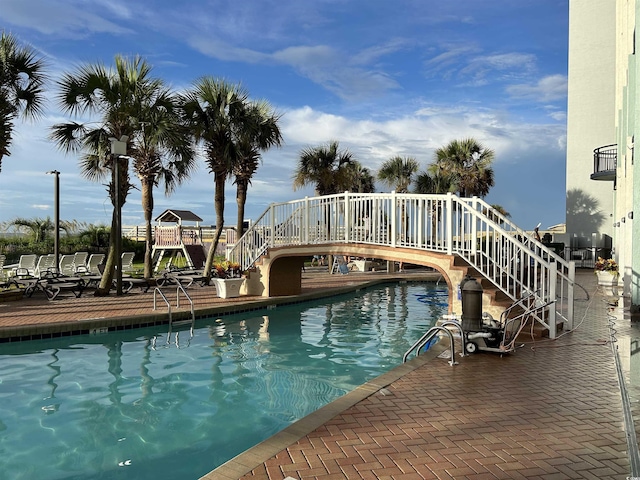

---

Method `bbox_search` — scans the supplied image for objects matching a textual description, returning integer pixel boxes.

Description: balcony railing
[591,144,617,181]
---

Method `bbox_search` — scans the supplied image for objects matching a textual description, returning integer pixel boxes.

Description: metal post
[110,136,128,296]
[47,170,60,273]
[114,155,122,295]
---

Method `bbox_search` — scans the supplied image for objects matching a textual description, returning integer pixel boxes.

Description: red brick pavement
[1,269,636,480]
[206,271,637,480]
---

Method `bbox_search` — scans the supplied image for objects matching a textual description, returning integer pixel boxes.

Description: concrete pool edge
[0,272,444,342]
[201,343,449,480]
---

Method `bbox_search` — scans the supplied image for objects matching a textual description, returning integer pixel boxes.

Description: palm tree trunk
[141,178,154,279]
[96,209,117,296]
[236,179,249,238]
[204,170,226,277]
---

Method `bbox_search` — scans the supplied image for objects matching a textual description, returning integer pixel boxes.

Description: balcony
[590,144,617,181]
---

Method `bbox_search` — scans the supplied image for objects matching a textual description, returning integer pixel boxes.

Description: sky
[0,0,569,233]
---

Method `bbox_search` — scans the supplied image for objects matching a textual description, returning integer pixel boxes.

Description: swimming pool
[0,282,447,479]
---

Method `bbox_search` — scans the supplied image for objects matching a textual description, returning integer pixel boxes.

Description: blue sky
[0,0,568,232]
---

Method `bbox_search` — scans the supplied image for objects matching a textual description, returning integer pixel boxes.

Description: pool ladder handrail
[153,285,195,346]
[402,320,465,366]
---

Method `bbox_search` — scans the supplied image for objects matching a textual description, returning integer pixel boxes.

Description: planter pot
[596,271,619,296]
[212,277,245,299]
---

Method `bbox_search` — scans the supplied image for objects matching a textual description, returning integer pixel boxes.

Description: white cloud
[506,74,568,102]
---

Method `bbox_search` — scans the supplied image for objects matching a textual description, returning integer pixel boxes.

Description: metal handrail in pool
[403,326,458,366]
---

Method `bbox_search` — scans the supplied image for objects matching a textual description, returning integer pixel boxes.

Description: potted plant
[594,257,619,287]
[211,260,245,298]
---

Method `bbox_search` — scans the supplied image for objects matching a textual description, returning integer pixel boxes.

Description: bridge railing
[228,192,574,337]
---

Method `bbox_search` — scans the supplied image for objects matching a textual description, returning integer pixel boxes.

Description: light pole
[46,170,60,273]
[109,136,128,295]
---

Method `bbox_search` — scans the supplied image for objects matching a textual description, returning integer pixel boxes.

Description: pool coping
[0,273,443,342]
[201,342,448,480]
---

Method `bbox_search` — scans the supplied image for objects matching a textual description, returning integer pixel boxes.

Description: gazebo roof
[155,209,203,225]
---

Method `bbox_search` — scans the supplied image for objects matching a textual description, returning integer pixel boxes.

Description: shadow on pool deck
[1,268,638,479]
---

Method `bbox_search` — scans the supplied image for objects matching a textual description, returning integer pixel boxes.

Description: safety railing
[227,192,575,338]
[403,326,458,365]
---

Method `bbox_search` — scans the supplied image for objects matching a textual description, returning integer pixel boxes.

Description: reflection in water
[42,348,60,414]
[0,282,446,480]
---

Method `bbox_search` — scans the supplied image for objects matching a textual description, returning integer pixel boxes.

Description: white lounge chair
[72,252,89,273]
[11,254,38,277]
[85,254,105,274]
[34,254,57,277]
[121,252,136,274]
[59,255,75,276]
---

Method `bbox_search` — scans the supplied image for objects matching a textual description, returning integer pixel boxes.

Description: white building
[566,0,640,315]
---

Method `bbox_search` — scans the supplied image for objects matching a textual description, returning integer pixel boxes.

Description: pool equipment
[459,276,552,354]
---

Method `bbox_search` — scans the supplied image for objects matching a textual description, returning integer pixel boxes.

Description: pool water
[0,282,447,480]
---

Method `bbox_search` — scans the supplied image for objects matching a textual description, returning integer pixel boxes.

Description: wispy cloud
[506,74,567,102]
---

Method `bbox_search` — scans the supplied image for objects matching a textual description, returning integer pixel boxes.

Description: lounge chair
[86,254,105,274]
[121,252,136,274]
[59,255,76,276]
[72,252,89,273]
[10,254,38,277]
[34,254,57,277]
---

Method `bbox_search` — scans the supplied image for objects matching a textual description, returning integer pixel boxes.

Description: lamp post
[46,170,60,273]
[109,136,128,295]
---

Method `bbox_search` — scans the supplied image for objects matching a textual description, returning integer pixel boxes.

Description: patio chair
[72,252,89,273]
[59,255,76,276]
[11,254,38,277]
[85,254,105,274]
[121,252,136,274]
[34,254,57,277]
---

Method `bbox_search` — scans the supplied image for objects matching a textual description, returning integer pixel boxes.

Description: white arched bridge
[227,192,575,339]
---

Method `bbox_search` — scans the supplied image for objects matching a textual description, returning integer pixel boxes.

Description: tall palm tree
[232,99,283,237]
[292,140,355,195]
[414,164,456,243]
[377,156,419,193]
[129,93,197,278]
[378,156,419,241]
[182,77,249,277]
[434,138,495,198]
[51,55,168,293]
[341,161,375,193]
[0,31,47,172]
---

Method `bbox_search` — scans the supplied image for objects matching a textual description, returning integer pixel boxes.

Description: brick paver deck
[1,269,637,480]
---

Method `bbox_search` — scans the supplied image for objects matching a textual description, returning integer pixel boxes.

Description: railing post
[344,191,350,243]
[304,196,309,244]
[471,196,478,258]
[391,191,397,248]
[446,193,453,255]
[269,204,275,246]
[567,261,575,331]
[548,261,557,339]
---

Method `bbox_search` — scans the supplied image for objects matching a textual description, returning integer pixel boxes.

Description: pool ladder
[402,320,466,366]
[153,284,195,346]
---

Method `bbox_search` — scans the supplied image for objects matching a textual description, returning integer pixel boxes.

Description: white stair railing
[228,192,574,337]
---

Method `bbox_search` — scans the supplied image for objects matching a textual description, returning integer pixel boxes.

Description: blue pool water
[0,282,448,480]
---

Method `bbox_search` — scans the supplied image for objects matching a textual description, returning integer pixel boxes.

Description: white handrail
[227,192,574,338]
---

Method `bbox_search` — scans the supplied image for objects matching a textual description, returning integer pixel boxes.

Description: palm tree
[0,31,47,172]
[341,161,375,193]
[414,164,456,243]
[378,156,419,242]
[232,99,283,237]
[182,77,250,277]
[129,93,197,278]
[51,55,166,293]
[377,156,419,193]
[434,138,495,198]
[292,140,355,195]
[4,216,71,243]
